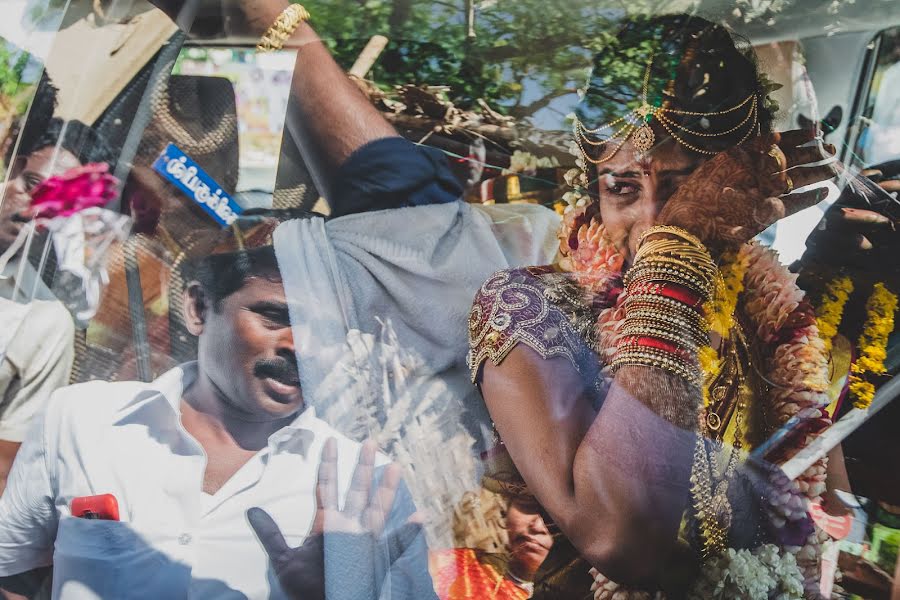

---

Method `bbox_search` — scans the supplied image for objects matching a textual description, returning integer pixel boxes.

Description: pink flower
[557,204,625,297]
[28,163,119,219]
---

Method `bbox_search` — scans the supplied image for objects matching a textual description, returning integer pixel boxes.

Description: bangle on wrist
[257,4,310,52]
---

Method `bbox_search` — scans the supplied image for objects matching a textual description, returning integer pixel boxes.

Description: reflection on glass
[0,1,896,599]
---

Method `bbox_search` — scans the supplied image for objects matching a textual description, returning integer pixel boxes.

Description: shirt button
[178,533,192,546]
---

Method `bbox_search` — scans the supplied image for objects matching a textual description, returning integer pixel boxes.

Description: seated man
[0,117,116,493]
[0,222,434,599]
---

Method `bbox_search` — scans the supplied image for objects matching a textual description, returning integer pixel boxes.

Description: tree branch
[509,89,574,118]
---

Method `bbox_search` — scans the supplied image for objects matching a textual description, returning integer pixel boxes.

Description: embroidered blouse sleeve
[467,268,596,383]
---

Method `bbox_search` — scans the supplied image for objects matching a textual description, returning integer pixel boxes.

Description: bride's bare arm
[480,347,698,587]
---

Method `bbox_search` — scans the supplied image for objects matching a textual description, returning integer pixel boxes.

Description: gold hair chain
[572,53,759,164]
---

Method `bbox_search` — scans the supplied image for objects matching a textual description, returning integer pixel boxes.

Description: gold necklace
[690,324,747,559]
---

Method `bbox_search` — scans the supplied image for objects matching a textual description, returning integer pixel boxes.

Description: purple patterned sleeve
[467,267,599,383]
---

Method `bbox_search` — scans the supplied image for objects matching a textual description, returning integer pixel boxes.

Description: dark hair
[182,246,281,310]
[5,71,58,166]
[578,14,775,157]
[23,117,117,169]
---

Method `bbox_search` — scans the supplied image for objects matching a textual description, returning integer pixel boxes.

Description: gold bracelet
[624,313,707,338]
[633,242,717,276]
[622,306,709,336]
[257,4,310,53]
[624,293,705,315]
[625,313,706,339]
[624,294,707,318]
[624,305,707,330]
[629,246,716,277]
[625,266,713,296]
[638,225,707,252]
[632,255,712,276]
[620,325,704,350]
[627,258,713,285]
[634,241,717,272]
[622,314,707,337]
[611,348,702,386]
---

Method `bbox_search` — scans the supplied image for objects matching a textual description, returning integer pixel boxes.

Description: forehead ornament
[573,53,759,165]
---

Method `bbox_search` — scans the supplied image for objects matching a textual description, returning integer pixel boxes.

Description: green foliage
[296,0,726,125]
[298,0,629,120]
[0,43,34,115]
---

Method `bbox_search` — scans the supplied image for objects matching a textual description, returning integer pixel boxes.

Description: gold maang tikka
[573,53,759,165]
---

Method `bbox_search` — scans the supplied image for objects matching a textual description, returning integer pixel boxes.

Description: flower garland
[707,250,749,339]
[590,545,807,600]
[503,150,559,175]
[687,544,805,600]
[849,283,898,409]
[814,276,854,355]
[698,250,750,407]
[735,244,831,599]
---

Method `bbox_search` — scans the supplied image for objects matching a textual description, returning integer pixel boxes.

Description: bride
[469,14,842,598]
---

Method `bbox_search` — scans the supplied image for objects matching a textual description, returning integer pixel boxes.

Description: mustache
[253,357,300,386]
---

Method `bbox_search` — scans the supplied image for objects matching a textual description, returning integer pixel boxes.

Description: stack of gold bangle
[625,235,717,298]
[612,346,703,386]
[610,225,716,385]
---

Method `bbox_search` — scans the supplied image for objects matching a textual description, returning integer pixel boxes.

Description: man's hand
[801,168,900,272]
[657,129,839,255]
[247,438,423,600]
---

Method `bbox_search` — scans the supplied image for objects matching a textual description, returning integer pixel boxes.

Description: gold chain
[571,52,760,164]
[655,96,757,138]
[655,98,759,156]
[691,319,749,559]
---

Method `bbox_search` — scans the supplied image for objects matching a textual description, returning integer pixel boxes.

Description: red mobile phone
[71,494,120,521]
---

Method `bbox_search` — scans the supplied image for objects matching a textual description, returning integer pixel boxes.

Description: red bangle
[627,281,703,310]
[660,283,703,309]
[619,335,694,360]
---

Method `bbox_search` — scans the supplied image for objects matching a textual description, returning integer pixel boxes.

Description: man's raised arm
[148,0,460,214]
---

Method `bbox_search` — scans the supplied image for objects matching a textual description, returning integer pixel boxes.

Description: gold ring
[785,175,794,194]
[767,144,785,171]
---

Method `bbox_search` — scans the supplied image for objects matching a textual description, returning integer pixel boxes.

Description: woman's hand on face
[657,129,839,255]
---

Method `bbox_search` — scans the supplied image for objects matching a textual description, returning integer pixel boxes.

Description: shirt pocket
[52,517,172,600]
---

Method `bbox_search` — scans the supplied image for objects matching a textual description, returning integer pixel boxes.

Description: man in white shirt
[143,0,561,547]
[0,232,434,599]
[0,298,73,493]
[0,117,117,494]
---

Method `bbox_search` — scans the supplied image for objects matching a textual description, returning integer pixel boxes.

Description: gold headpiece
[572,54,759,165]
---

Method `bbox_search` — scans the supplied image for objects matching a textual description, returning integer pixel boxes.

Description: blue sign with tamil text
[152,143,242,227]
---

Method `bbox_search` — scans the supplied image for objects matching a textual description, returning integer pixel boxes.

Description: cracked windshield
[0,0,899,598]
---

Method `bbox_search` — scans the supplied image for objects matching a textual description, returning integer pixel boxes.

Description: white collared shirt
[0,296,74,442]
[0,363,410,599]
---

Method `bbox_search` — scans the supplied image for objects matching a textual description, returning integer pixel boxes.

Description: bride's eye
[601,177,639,197]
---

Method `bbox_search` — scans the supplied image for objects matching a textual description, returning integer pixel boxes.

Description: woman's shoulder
[467,266,601,383]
